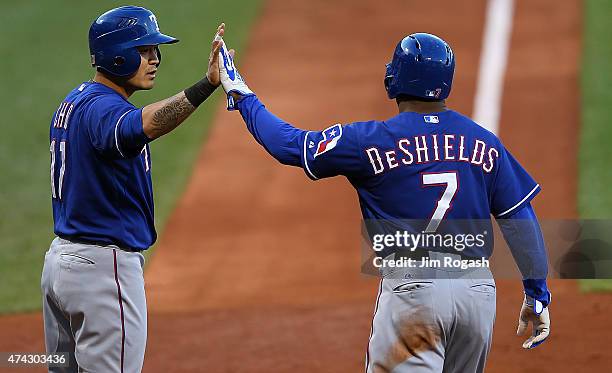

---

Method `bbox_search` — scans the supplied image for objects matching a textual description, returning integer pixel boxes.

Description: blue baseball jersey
[49,81,155,250]
[237,95,540,258]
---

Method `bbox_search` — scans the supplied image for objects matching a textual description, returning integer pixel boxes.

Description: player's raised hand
[206,23,225,86]
[517,295,551,349]
[217,36,253,110]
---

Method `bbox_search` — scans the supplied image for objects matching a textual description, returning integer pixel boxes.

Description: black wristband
[184,76,217,107]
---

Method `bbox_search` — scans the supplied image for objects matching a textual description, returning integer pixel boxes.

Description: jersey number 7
[421,172,458,232]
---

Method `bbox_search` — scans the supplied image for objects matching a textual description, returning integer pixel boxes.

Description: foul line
[472,0,515,135]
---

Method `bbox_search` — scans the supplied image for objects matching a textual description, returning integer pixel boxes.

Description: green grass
[0,1,261,313]
[578,0,612,292]
[580,279,612,292]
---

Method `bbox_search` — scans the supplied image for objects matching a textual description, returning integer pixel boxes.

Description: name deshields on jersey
[365,133,499,175]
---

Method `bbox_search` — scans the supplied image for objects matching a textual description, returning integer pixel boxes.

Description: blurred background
[0,0,610,372]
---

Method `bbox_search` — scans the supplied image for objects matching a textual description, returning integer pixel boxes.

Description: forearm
[236,94,304,166]
[497,203,548,278]
[142,92,196,140]
[497,203,551,305]
[142,77,218,140]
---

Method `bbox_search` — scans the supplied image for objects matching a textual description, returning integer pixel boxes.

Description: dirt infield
[1,0,610,372]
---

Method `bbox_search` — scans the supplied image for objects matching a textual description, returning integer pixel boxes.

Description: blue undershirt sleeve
[496,202,551,306]
[236,95,363,180]
[236,95,305,166]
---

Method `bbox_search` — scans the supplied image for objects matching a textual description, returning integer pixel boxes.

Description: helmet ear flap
[384,75,392,92]
[155,46,162,67]
[384,63,395,98]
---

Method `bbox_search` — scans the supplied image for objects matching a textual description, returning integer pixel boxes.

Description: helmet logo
[117,17,138,28]
[149,14,160,32]
[425,88,442,99]
[113,56,126,66]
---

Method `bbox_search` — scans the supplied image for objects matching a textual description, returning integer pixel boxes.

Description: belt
[58,236,142,253]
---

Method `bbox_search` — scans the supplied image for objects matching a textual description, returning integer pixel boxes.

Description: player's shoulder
[341,119,383,138]
[74,82,135,112]
[307,120,378,157]
[314,120,378,140]
[62,83,136,130]
[447,110,502,144]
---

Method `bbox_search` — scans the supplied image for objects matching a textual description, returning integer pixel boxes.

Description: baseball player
[41,6,224,372]
[217,34,551,372]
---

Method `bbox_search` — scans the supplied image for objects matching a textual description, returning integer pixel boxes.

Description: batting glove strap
[218,38,253,111]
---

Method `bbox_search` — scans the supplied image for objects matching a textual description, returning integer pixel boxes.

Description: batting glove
[217,35,253,111]
[517,294,551,349]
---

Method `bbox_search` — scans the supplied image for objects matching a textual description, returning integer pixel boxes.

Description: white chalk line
[472,0,515,135]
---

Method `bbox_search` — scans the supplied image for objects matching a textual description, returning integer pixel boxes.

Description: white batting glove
[517,295,550,349]
[216,35,253,111]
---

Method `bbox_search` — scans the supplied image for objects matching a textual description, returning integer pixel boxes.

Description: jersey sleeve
[85,96,151,159]
[235,94,363,180]
[301,123,363,180]
[490,144,541,217]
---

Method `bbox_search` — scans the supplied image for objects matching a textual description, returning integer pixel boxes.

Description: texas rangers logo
[313,124,343,158]
[149,15,160,32]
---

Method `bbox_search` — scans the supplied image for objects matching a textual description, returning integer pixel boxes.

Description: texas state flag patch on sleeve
[314,124,343,158]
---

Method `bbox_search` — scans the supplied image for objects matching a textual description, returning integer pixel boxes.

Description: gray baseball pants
[366,252,496,373]
[41,237,147,373]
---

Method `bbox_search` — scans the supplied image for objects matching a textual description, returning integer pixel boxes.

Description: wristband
[184,76,217,107]
[523,279,551,308]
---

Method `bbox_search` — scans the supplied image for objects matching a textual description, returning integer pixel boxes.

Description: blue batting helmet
[89,6,178,77]
[384,33,455,100]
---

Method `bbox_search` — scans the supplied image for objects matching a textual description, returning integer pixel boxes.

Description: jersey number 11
[50,139,66,200]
